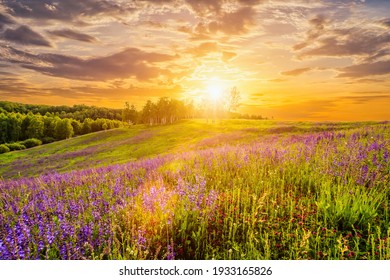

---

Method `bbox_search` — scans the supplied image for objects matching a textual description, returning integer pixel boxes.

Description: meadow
[0,120,389,260]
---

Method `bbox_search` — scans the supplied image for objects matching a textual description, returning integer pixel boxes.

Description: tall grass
[0,123,389,259]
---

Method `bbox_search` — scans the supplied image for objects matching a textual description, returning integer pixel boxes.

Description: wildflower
[167,244,176,260]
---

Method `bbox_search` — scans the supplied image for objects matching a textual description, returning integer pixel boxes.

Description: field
[0,119,389,260]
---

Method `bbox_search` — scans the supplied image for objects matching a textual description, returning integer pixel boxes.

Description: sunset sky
[0,0,389,121]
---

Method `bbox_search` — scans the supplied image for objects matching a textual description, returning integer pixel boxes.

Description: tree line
[0,90,268,153]
[122,97,195,125]
[122,88,245,125]
[0,101,122,122]
[0,111,124,153]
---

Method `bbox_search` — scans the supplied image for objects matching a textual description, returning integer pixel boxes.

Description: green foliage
[0,101,123,121]
[26,115,44,139]
[139,97,188,126]
[54,119,74,140]
[21,138,42,148]
[122,102,138,124]
[0,144,10,154]
[6,143,26,151]
[0,120,389,260]
[41,137,56,144]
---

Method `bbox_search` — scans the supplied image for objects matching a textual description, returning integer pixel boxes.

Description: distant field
[0,119,379,179]
[0,119,389,260]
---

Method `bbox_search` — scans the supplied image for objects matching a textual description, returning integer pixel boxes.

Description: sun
[206,80,224,101]
[207,85,222,101]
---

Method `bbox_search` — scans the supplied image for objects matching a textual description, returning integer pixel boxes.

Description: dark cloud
[0,12,16,26]
[0,77,40,98]
[293,15,328,51]
[48,29,98,43]
[380,18,390,28]
[0,70,16,76]
[338,60,390,78]
[1,46,177,81]
[301,30,390,59]
[2,0,135,22]
[281,67,312,76]
[295,15,390,62]
[1,25,52,47]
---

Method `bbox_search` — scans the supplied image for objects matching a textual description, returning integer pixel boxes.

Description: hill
[0,119,383,179]
[1,119,389,260]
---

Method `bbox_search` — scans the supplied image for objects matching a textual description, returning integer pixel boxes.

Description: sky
[0,0,389,121]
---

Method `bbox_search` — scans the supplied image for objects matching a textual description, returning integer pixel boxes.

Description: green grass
[1,119,389,260]
[1,119,383,179]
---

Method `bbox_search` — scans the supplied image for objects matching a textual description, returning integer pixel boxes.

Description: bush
[41,137,56,144]
[6,143,26,151]
[0,144,10,154]
[21,138,42,148]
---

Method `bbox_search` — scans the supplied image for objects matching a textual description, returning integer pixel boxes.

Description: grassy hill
[1,119,389,260]
[0,119,384,179]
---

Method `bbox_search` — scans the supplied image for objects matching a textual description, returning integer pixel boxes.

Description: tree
[71,119,82,135]
[26,114,44,139]
[8,113,23,142]
[43,116,59,138]
[228,87,241,114]
[122,102,138,125]
[82,118,93,134]
[0,113,8,143]
[54,119,74,140]
[142,100,156,125]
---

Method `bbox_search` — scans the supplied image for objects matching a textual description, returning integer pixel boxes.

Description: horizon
[0,0,389,121]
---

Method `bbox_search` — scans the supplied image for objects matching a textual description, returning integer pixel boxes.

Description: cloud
[295,15,390,62]
[238,0,267,4]
[0,46,177,81]
[341,94,390,104]
[380,18,390,28]
[281,67,312,76]
[48,29,98,43]
[187,6,257,39]
[1,25,52,47]
[268,78,287,83]
[185,0,224,15]
[293,15,328,51]
[208,7,256,35]
[0,12,16,27]
[222,51,237,62]
[338,60,390,78]
[189,41,219,57]
[2,0,135,22]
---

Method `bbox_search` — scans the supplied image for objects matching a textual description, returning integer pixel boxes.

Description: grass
[0,119,389,260]
[1,119,383,179]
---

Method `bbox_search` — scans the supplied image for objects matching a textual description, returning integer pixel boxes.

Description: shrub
[41,137,56,144]
[5,143,26,151]
[21,138,42,148]
[0,144,10,154]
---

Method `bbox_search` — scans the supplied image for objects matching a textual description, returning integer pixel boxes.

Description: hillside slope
[0,119,382,179]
